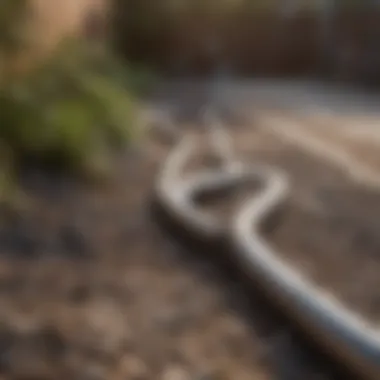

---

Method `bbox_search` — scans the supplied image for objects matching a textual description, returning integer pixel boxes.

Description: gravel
[0,128,276,380]
[0,93,358,380]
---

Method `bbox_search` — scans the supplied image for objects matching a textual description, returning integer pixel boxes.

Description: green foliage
[0,39,141,180]
[0,0,29,54]
[79,46,158,95]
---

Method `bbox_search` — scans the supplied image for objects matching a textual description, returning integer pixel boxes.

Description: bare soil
[0,111,355,380]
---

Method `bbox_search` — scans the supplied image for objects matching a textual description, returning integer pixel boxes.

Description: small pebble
[58,224,88,257]
[119,355,149,379]
[80,364,108,380]
[161,365,190,380]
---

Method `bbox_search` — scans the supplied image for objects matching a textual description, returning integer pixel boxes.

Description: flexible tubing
[152,109,380,379]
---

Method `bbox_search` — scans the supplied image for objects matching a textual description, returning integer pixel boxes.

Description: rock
[67,284,91,304]
[193,371,223,380]
[118,355,149,379]
[2,326,66,379]
[36,326,67,359]
[155,309,190,335]
[0,219,42,258]
[0,329,15,372]
[58,224,88,258]
[77,364,109,380]
[161,365,190,380]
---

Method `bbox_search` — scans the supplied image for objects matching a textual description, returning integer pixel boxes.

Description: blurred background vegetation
[1,0,380,202]
[0,0,153,203]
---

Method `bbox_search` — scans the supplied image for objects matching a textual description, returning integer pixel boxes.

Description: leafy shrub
[0,0,29,54]
[0,39,141,180]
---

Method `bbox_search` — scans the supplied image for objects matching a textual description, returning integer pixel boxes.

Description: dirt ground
[0,119,348,380]
[0,78,373,380]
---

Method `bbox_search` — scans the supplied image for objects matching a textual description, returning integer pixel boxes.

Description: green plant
[0,0,29,54]
[0,39,141,182]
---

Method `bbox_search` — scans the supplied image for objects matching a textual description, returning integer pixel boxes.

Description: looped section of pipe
[152,110,380,380]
